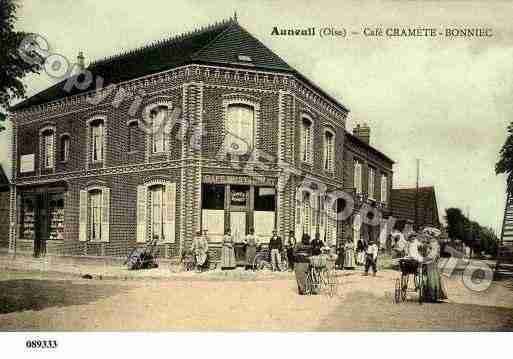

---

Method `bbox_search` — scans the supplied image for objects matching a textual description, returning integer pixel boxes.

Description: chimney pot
[77,51,85,70]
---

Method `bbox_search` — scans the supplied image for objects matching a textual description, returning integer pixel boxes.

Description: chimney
[77,51,85,70]
[353,122,370,145]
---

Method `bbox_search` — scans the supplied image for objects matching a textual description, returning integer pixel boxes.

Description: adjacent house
[391,186,440,232]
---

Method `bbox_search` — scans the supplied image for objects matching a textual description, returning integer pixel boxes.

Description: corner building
[7,18,380,259]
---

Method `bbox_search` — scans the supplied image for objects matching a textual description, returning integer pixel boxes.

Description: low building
[6,17,353,259]
[391,186,441,232]
[343,124,394,248]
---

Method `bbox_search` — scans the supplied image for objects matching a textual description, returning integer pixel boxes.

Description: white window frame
[381,173,388,204]
[137,180,176,244]
[368,166,375,200]
[39,126,55,171]
[301,115,314,164]
[86,116,107,167]
[79,185,110,243]
[143,101,173,159]
[60,134,70,162]
[222,95,261,154]
[323,128,335,173]
[354,160,362,195]
[226,103,255,150]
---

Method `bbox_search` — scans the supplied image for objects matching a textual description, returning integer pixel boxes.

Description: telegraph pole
[414,159,419,231]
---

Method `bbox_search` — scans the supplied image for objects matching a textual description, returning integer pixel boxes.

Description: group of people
[400,229,448,302]
[335,239,380,276]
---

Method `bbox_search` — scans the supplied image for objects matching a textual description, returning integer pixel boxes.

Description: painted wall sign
[20,154,35,173]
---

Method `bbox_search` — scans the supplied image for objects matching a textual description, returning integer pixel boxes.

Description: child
[364,240,379,276]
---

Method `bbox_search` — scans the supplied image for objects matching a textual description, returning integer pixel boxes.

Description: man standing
[286,230,296,271]
[364,240,379,276]
[269,230,283,271]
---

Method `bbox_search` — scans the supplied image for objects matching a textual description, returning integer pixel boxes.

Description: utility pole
[414,159,419,231]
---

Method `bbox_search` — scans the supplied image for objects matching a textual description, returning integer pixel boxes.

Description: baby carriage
[394,257,425,304]
[125,239,159,270]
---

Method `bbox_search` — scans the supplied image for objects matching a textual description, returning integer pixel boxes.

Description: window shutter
[164,182,176,243]
[79,190,87,241]
[101,188,110,242]
[136,185,147,243]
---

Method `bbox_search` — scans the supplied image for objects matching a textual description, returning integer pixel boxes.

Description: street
[0,268,512,331]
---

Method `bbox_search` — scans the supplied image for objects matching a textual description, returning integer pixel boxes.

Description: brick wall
[0,189,9,249]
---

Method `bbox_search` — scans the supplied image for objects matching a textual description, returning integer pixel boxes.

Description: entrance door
[230,211,246,243]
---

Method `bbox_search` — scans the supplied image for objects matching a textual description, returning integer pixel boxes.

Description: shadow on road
[316,290,513,331]
[0,279,127,315]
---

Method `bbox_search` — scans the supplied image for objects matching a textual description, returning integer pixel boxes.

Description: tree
[496,122,513,196]
[0,0,41,131]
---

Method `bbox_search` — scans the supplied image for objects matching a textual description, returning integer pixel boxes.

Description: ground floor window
[201,183,276,243]
[79,187,110,242]
[136,181,176,243]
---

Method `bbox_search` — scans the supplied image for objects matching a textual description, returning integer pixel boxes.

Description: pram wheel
[394,278,401,303]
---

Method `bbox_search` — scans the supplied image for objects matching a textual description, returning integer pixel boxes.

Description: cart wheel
[401,275,408,301]
[280,257,289,272]
[418,268,424,304]
[394,278,401,303]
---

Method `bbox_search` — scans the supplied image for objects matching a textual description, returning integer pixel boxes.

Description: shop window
[60,135,70,162]
[254,186,276,211]
[79,186,110,242]
[226,104,255,149]
[41,129,55,169]
[323,128,335,172]
[202,184,225,210]
[48,194,64,240]
[354,160,362,194]
[21,198,35,239]
[230,185,249,207]
[301,116,313,164]
[201,184,225,242]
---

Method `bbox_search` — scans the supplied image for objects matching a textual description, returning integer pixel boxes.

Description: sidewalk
[0,252,294,281]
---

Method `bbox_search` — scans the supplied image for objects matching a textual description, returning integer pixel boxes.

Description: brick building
[5,18,360,259]
[343,124,394,248]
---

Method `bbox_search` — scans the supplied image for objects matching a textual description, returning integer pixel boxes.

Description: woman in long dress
[344,240,355,269]
[221,229,236,270]
[245,228,258,270]
[423,237,448,302]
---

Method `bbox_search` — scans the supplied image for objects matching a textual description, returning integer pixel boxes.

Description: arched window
[150,106,168,153]
[60,135,70,162]
[323,128,335,172]
[40,128,55,169]
[301,116,313,164]
[128,121,138,151]
[226,104,255,149]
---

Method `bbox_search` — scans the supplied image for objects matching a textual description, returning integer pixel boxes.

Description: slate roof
[391,186,440,228]
[345,131,395,165]
[13,18,346,112]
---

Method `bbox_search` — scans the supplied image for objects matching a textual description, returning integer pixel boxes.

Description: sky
[1,0,510,233]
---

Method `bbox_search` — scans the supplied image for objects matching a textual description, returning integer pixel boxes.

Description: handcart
[394,257,425,304]
[125,239,159,270]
